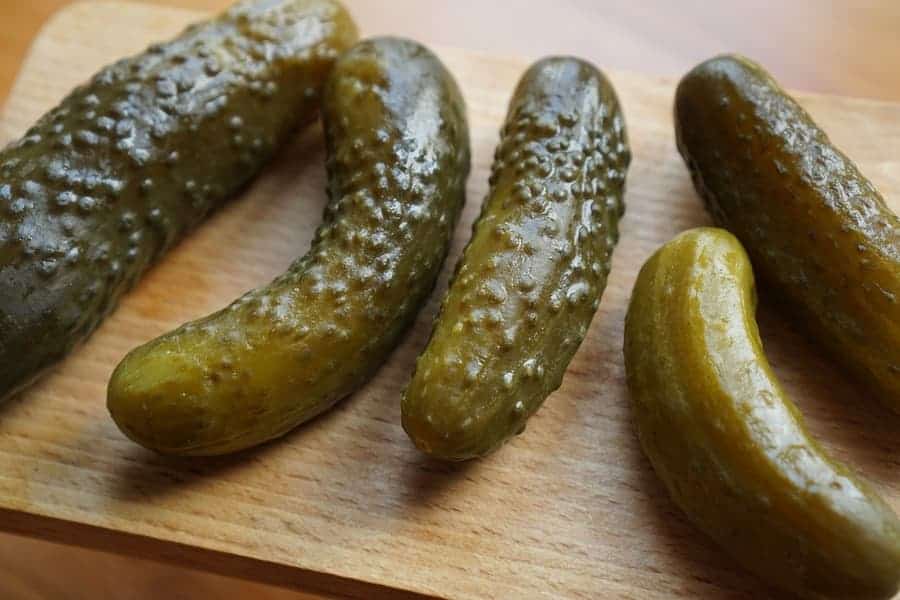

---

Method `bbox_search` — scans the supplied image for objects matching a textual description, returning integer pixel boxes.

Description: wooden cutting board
[2,2,900,599]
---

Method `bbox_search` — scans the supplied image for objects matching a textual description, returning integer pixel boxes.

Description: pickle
[107,37,470,455]
[401,56,630,461]
[0,0,358,403]
[675,54,900,410]
[624,227,900,600]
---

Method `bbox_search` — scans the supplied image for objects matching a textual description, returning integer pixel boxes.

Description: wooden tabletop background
[1,1,899,599]
[3,0,900,106]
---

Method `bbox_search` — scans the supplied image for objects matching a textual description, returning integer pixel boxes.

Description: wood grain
[3,1,900,106]
[1,2,900,599]
[0,532,333,600]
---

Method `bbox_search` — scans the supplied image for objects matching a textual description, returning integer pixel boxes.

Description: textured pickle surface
[675,54,900,410]
[107,37,470,455]
[402,57,630,460]
[624,227,900,600]
[0,0,358,402]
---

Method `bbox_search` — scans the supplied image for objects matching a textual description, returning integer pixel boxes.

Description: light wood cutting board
[2,2,900,599]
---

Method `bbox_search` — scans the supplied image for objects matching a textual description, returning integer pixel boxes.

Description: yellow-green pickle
[676,54,900,410]
[108,37,471,455]
[0,0,358,403]
[624,227,900,600]
[402,57,630,460]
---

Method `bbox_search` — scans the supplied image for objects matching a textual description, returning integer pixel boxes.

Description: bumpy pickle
[402,57,630,461]
[107,37,470,455]
[624,227,900,600]
[675,54,900,410]
[0,0,358,403]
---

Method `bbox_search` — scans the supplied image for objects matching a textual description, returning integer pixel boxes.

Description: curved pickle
[402,57,630,460]
[675,54,900,410]
[0,0,358,403]
[107,37,471,455]
[624,227,900,600]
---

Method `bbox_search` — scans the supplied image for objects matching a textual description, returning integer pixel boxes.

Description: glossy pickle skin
[108,38,471,455]
[624,228,900,600]
[675,54,900,410]
[0,0,358,403]
[402,57,630,461]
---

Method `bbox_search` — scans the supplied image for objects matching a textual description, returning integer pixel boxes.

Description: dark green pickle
[0,0,358,402]
[624,227,900,600]
[402,57,630,461]
[108,37,471,455]
[676,54,900,411]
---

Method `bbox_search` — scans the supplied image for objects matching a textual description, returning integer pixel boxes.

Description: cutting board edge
[0,506,441,600]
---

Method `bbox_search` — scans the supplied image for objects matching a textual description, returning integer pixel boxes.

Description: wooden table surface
[1,2,899,599]
[3,0,900,106]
